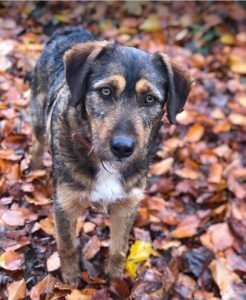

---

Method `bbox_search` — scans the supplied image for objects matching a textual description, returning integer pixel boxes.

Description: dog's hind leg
[29,73,47,169]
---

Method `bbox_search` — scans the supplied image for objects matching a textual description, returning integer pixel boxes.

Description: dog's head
[64,41,191,165]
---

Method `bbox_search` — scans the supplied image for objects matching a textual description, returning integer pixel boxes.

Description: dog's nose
[110,135,135,158]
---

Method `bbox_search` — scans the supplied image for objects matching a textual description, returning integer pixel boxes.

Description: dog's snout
[110,136,135,158]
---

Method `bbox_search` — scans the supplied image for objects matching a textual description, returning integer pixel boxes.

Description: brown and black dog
[30,27,191,287]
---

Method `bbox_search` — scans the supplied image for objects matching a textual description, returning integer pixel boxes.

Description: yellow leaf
[139,15,162,33]
[53,14,69,23]
[126,240,153,278]
[231,62,246,74]
[229,55,246,74]
[220,33,235,45]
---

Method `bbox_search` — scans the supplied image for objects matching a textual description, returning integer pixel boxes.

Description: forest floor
[0,2,246,300]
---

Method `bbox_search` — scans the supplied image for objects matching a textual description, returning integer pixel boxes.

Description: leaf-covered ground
[0,2,246,299]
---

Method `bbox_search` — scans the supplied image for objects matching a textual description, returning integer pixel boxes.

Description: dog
[30,26,191,287]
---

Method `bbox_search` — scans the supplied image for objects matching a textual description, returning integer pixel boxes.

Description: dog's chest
[90,163,143,205]
[90,164,125,204]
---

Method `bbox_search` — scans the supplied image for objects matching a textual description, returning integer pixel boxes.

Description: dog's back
[36,27,96,92]
[30,27,96,168]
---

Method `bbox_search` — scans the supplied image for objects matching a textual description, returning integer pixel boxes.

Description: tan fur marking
[93,75,126,94]
[135,78,162,99]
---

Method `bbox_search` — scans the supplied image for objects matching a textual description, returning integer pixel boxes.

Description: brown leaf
[175,168,201,180]
[7,279,26,300]
[39,217,54,235]
[83,221,96,234]
[0,251,23,271]
[46,251,61,272]
[0,149,22,161]
[149,157,174,175]
[1,135,28,150]
[2,210,25,227]
[27,170,46,182]
[208,163,223,184]
[67,288,97,300]
[171,215,200,238]
[227,175,246,200]
[185,124,205,142]
[200,223,234,252]
[209,258,241,299]
[29,274,70,300]
[226,250,246,273]
[83,235,101,260]
[213,120,231,134]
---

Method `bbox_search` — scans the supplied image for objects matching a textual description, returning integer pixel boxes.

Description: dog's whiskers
[100,159,114,174]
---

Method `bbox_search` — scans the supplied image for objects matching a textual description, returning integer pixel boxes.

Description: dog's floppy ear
[158,53,192,124]
[64,41,108,107]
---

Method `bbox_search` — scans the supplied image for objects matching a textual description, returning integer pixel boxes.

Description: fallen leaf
[1,209,25,227]
[46,251,61,272]
[200,223,234,252]
[209,258,241,299]
[7,279,26,300]
[220,33,235,45]
[27,170,46,182]
[183,247,214,278]
[83,221,96,233]
[0,252,23,271]
[39,218,54,235]
[226,250,246,273]
[213,120,231,134]
[227,175,246,200]
[29,274,70,300]
[171,215,200,238]
[83,235,101,260]
[139,15,162,33]
[229,113,246,126]
[149,157,174,175]
[208,163,223,184]
[0,149,22,161]
[126,240,153,278]
[192,54,206,68]
[175,168,201,180]
[66,288,97,300]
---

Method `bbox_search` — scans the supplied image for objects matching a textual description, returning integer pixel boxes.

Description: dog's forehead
[90,45,165,88]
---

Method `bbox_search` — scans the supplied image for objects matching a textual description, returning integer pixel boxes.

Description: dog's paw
[61,269,84,288]
[107,253,126,279]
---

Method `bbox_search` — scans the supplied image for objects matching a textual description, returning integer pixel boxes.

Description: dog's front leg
[108,199,138,278]
[54,186,83,287]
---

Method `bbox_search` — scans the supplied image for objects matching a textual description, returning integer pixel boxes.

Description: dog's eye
[101,87,111,96]
[145,95,156,104]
